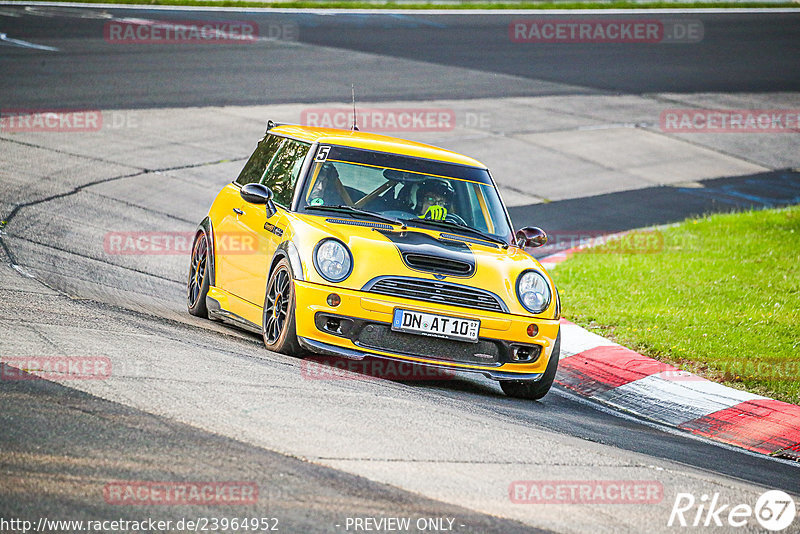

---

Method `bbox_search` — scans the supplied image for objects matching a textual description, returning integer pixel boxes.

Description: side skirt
[206,287,262,335]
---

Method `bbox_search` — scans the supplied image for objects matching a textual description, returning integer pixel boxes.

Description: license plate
[391,309,480,343]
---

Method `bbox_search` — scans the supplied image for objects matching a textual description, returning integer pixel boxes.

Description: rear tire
[500,330,560,400]
[187,231,210,318]
[262,258,302,356]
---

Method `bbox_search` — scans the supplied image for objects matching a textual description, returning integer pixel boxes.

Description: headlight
[313,239,353,283]
[516,270,551,314]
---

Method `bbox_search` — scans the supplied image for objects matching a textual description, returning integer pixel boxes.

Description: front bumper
[293,279,560,380]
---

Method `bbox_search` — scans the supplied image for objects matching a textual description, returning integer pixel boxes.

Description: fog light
[325,317,342,334]
[510,344,542,363]
[527,323,538,337]
[327,293,341,307]
[513,346,533,361]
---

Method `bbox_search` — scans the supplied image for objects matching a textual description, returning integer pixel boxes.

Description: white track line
[0,32,59,50]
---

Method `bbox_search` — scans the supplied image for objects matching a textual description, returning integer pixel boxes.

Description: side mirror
[240,183,277,218]
[516,226,547,248]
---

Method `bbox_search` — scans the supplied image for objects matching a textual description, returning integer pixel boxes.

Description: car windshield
[298,145,513,242]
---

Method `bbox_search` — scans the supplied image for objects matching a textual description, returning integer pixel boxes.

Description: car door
[212,134,282,303]
[216,136,311,306]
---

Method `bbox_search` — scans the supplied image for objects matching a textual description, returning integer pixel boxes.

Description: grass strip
[551,206,800,405]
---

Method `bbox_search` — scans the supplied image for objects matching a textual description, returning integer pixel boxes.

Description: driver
[415,178,454,221]
[308,162,347,206]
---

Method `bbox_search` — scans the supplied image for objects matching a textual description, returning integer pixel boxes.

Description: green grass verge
[551,206,800,405]
[9,0,800,9]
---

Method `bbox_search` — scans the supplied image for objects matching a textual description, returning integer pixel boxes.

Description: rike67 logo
[668,490,796,531]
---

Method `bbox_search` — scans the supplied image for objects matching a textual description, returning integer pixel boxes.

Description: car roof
[270,124,487,169]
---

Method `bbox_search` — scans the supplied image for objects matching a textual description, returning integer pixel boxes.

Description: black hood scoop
[378,230,475,278]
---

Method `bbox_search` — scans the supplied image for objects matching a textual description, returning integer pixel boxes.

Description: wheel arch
[269,240,305,282]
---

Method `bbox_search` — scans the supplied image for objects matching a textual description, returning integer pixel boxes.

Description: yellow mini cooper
[188,122,561,399]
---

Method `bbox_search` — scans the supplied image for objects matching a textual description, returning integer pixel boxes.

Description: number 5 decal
[315,145,331,162]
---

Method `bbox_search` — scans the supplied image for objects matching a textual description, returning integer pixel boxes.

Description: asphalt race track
[1,6,799,534]
[1,9,800,108]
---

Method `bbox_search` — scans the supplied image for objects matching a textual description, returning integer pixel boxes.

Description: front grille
[356,324,500,364]
[403,253,473,276]
[365,277,507,313]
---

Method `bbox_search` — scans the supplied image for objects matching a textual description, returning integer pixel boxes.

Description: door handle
[233,208,244,215]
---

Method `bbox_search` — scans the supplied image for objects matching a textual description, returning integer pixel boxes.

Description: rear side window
[235,135,283,186]
[262,139,311,208]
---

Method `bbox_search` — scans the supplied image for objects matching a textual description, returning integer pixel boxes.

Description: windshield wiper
[306,205,405,228]
[402,218,509,248]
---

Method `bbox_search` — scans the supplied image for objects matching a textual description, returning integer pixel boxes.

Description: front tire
[500,330,560,400]
[262,257,302,356]
[187,230,210,318]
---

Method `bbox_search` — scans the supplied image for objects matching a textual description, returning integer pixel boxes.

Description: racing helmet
[416,178,454,208]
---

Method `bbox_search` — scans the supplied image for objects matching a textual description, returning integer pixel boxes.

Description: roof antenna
[351,84,359,131]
